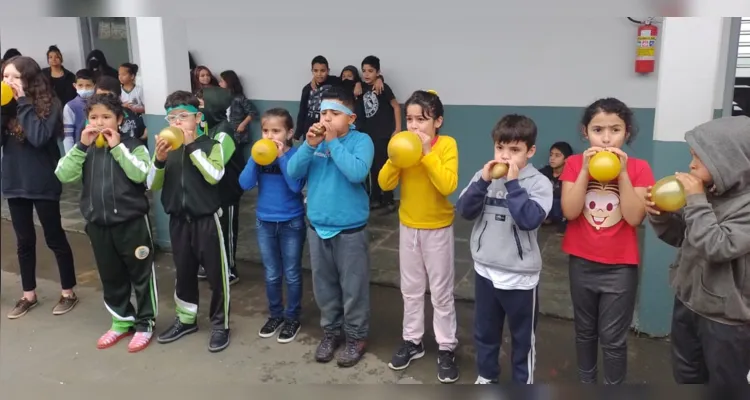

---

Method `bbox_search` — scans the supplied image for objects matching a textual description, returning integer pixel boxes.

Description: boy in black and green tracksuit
[147,90,231,353]
[197,87,244,284]
[55,93,156,353]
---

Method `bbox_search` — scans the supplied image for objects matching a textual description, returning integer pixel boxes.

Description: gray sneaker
[52,294,79,315]
[7,297,38,319]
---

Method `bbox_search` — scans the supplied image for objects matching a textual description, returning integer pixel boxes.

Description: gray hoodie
[456,164,553,275]
[649,116,750,325]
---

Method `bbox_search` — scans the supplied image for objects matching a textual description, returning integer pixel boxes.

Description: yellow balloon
[95,133,107,148]
[1,81,13,106]
[589,151,621,182]
[651,175,686,212]
[387,131,423,169]
[251,138,278,166]
[158,127,184,150]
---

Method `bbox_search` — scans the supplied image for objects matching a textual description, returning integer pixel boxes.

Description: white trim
[190,149,224,182]
[144,215,158,319]
[117,143,149,175]
[213,212,231,329]
[146,164,159,190]
[526,286,537,384]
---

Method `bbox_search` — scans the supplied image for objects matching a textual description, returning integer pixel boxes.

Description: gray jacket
[649,116,750,324]
[456,164,553,274]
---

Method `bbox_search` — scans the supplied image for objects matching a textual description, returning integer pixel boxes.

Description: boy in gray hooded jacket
[456,114,553,384]
[646,115,750,385]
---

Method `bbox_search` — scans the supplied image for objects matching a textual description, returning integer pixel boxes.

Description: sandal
[128,332,153,353]
[97,330,132,349]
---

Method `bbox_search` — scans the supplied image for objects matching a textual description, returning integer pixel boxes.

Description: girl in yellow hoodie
[378,90,460,383]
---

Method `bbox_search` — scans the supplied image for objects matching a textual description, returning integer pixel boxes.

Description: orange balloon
[0,81,13,106]
[651,175,686,212]
[387,131,423,169]
[589,151,621,182]
[251,138,278,166]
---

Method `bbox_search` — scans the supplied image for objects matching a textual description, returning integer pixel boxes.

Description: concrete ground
[0,221,674,385]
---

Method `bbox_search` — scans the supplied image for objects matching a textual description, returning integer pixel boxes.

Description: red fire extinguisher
[635,21,658,74]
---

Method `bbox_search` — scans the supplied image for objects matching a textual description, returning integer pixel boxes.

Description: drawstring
[412,229,418,250]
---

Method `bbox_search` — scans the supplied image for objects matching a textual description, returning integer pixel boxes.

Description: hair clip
[426,89,438,96]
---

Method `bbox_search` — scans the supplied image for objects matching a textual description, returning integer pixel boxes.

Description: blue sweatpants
[474,272,538,383]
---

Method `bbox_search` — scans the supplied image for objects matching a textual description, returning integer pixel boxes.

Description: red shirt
[560,153,655,266]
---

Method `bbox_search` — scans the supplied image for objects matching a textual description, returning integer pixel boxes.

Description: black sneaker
[228,268,239,286]
[197,266,207,280]
[258,317,284,338]
[437,350,459,384]
[208,329,230,353]
[157,318,198,344]
[315,331,343,363]
[388,340,425,370]
[277,320,301,344]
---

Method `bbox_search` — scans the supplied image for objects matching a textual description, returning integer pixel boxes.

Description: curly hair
[2,56,61,140]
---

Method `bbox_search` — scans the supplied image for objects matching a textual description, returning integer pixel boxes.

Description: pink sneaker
[128,332,153,353]
[97,330,132,349]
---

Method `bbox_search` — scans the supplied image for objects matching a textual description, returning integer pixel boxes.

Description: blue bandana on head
[320,100,355,130]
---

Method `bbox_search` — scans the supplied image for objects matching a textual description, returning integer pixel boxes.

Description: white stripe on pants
[399,223,457,351]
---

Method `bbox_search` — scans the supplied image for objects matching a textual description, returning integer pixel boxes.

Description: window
[738,17,750,70]
[79,17,132,69]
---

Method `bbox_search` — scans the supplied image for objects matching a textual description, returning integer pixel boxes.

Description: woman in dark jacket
[41,45,77,105]
[85,49,118,82]
[1,56,78,319]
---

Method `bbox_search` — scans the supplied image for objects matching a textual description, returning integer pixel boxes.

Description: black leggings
[569,255,638,384]
[7,198,76,291]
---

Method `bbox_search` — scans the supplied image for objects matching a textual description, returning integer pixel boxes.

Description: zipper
[88,150,96,213]
[110,156,118,215]
[475,221,488,252]
[180,146,186,212]
[512,224,523,260]
[101,148,108,225]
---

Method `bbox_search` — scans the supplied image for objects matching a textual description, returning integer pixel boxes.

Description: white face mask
[77,89,94,99]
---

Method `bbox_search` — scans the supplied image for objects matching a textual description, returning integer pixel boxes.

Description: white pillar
[652,17,729,142]
[132,17,191,249]
[134,17,191,116]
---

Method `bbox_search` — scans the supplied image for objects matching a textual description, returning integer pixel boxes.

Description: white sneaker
[475,376,497,384]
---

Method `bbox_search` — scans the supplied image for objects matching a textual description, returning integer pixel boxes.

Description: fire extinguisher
[635,20,658,74]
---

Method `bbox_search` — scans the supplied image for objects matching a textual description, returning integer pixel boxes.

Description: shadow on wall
[244,101,656,202]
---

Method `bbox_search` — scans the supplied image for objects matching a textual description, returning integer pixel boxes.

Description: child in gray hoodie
[646,115,750,385]
[456,114,553,384]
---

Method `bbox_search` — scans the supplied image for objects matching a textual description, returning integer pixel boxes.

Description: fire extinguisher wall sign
[635,23,658,74]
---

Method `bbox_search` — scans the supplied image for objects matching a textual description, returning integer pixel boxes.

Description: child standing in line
[147,90,231,353]
[287,86,374,368]
[362,55,401,214]
[239,108,306,343]
[646,116,750,385]
[378,90,459,383]
[456,114,553,384]
[119,63,144,115]
[55,93,156,352]
[196,87,243,285]
[539,141,573,234]
[62,69,95,153]
[219,70,258,161]
[560,98,654,384]
[94,76,147,144]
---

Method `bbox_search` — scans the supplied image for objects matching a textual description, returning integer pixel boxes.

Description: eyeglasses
[164,112,196,123]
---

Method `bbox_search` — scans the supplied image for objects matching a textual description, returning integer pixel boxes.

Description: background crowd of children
[1,46,749,385]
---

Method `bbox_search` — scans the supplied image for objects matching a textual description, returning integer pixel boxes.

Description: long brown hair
[2,56,61,140]
[191,65,218,93]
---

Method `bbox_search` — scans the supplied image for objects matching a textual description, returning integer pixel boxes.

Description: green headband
[165,104,205,136]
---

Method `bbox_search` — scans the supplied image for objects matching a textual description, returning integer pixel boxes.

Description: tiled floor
[1,183,576,319]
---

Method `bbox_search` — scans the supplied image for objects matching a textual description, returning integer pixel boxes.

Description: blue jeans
[256,216,306,321]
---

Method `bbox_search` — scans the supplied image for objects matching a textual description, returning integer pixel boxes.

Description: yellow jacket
[378,135,458,229]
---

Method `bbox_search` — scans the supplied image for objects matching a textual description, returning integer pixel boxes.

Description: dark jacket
[55,138,150,226]
[649,116,750,324]
[42,67,77,105]
[85,50,118,82]
[1,96,64,201]
[148,134,224,218]
[202,87,244,206]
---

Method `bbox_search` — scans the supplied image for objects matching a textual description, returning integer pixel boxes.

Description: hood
[86,50,108,69]
[200,87,233,126]
[684,116,750,196]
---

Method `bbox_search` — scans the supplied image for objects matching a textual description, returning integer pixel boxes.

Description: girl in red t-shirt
[560,98,654,384]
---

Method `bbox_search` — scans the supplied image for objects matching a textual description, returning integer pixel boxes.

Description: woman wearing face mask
[85,49,118,82]
[42,45,77,105]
